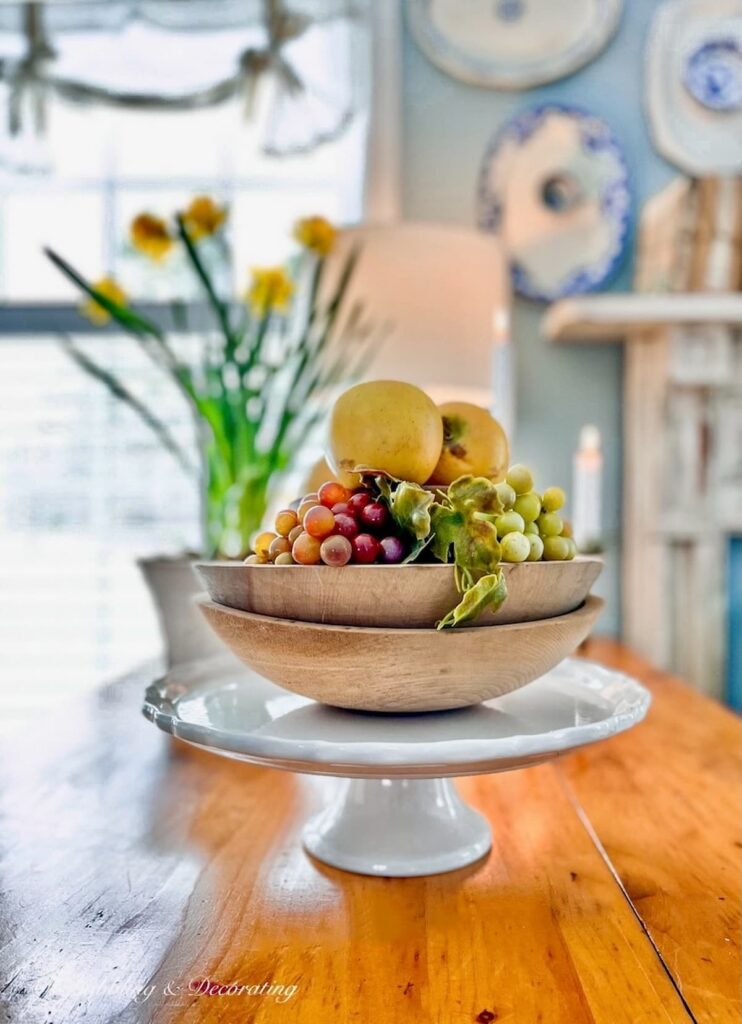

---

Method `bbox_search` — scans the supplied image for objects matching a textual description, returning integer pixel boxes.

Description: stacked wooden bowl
[194,558,604,713]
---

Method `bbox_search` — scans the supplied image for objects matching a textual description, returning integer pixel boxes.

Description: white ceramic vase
[139,554,224,667]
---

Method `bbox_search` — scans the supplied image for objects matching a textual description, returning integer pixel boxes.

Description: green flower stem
[176,216,238,357]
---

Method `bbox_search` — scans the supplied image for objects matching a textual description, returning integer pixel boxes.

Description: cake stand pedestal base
[302,778,492,877]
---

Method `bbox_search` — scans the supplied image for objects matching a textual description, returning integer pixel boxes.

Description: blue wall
[400,2,676,633]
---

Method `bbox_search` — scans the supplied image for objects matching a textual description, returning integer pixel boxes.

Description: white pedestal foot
[303,778,492,877]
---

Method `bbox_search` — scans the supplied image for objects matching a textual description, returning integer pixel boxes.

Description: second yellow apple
[426,401,509,486]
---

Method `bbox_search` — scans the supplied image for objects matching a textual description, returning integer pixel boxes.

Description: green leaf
[430,476,503,581]
[447,475,505,516]
[45,248,165,341]
[453,510,501,579]
[437,570,507,630]
[326,242,362,320]
[45,246,197,413]
[429,505,461,564]
[427,475,510,627]
[382,479,434,542]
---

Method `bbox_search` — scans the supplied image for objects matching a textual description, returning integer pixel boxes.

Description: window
[0,77,370,725]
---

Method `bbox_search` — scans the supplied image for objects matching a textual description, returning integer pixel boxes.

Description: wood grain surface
[196,594,604,712]
[562,640,742,1024]
[195,557,603,629]
[0,641,738,1024]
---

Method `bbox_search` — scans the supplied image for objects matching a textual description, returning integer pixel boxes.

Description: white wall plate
[646,0,742,175]
[406,0,623,90]
[478,104,633,302]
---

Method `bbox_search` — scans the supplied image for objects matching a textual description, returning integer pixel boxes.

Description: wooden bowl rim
[196,593,605,636]
[195,555,603,574]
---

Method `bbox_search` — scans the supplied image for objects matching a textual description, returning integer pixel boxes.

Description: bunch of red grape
[245,481,407,567]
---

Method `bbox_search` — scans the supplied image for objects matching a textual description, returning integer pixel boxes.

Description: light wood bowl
[195,557,602,629]
[196,595,605,713]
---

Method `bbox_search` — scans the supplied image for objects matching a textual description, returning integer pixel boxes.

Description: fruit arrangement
[245,380,578,629]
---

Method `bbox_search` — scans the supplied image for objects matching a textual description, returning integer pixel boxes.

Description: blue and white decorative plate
[685,38,742,111]
[477,104,632,303]
[646,0,742,175]
[406,0,623,90]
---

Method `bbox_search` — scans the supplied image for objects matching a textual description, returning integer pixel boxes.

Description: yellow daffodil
[293,215,337,256]
[81,277,128,326]
[181,195,227,241]
[130,212,174,261]
[247,266,294,317]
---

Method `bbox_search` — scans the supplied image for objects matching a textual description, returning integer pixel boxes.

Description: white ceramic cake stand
[143,655,650,877]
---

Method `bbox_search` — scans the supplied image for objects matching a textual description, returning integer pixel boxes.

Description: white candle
[491,308,514,439]
[573,425,603,552]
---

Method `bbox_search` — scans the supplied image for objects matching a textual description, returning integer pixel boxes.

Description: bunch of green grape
[493,465,577,563]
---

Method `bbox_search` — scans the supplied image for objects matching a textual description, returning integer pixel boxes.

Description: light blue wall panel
[400,1,677,633]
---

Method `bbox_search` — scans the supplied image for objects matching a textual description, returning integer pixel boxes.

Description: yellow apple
[327,380,443,487]
[427,401,509,485]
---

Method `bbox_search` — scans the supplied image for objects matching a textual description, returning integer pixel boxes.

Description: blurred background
[0,0,740,724]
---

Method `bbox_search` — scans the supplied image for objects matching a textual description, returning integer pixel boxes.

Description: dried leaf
[437,571,507,629]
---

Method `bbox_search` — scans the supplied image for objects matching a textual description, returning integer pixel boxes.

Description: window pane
[231,186,341,268]
[0,336,200,725]
[44,99,111,181]
[111,103,240,180]
[0,192,105,300]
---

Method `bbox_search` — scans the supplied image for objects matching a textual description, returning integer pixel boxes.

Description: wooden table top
[0,640,738,1024]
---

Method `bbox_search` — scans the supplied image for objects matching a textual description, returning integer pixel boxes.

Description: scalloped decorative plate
[477,103,632,302]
